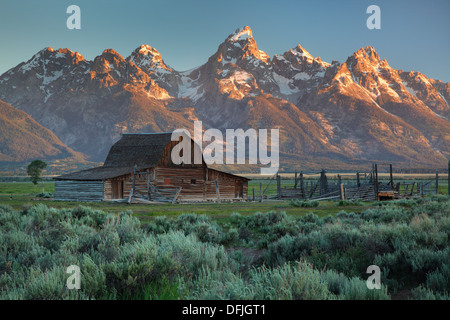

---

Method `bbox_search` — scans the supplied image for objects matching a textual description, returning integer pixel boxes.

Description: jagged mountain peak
[290,44,313,58]
[127,44,172,73]
[286,44,330,68]
[214,26,270,65]
[12,47,86,74]
[349,46,385,67]
[135,44,161,56]
[98,48,125,62]
[227,26,253,42]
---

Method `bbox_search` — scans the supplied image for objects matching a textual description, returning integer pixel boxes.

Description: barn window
[191,179,196,184]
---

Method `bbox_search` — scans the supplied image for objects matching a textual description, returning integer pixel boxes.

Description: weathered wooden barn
[54,133,249,202]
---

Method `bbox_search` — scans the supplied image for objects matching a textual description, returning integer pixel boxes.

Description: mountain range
[0,26,449,170]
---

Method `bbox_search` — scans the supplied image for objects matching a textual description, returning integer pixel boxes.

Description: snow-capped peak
[289,45,314,63]
[136,44,161,57]
[128,44,172,74]
[352,46,381,64]
[228,26,253,42]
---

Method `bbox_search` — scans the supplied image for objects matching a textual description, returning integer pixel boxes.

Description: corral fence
[250,161,448,202]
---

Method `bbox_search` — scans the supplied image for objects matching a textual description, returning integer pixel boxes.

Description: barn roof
[55,132,249,181]
[103,132,174,168]
[54,166,133,181]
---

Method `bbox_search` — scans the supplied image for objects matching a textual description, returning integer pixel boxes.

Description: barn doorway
[235,181,243,198]
[112,180,124,199]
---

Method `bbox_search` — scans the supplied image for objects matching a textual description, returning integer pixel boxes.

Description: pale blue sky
[0,0,449,81]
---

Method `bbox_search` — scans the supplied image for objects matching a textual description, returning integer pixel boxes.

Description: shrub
[334,200,364,207]
[1,197,448,300]
[321,269,390,300]
[35,192,53,198]
[290,199,319,207]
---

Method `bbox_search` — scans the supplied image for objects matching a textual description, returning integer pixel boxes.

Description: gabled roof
[103,132,174,168]
[55,132,189,181]
[55,132,250,181]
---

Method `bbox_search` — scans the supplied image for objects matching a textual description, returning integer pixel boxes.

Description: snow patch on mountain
[273,73,299,95]
[402,81,418,97]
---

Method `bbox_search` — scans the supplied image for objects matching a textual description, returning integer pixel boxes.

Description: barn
[54,132,249,202]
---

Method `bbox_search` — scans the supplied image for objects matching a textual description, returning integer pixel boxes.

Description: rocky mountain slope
[0,26,448,170]
[0,99,84,162]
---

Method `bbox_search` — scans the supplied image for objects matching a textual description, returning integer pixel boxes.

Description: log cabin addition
[54,133,249,202]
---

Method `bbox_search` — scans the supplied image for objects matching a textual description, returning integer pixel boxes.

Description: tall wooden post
[300,172,305,199]
[277,174,281,199]
[435,171,439,195]
[147,169,151,200]
[448,160,450,196]
[374,164,379,200]
[294,172,298,189]
[215,179,221,203]
[389,164,394,190]
[320,170,328,195]
[356,172,360,188]
[260,182,263,202]
[252,188,255,201]
[338,174,344,200]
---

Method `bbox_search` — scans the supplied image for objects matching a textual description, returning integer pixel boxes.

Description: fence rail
[250,163,447,202]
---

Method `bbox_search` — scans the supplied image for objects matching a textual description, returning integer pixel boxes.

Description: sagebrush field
[0,193,449,300]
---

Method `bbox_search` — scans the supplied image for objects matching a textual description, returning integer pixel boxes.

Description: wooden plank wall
[158,140,205,168]
[153,167,248,201]
[68,167,248,202]
[55,180,104,202]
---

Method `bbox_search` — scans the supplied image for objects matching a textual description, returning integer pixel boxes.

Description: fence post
[356,172,360,188]
[300,172,305,199]
[320,170,328,195]
[294,172,298,189]
[448,160,450,196]
[337,174,343,200]
[374,164,379,201]
[260,182,263,202]
[252,188,255,201]
[214,179,220,203]
[277,174,281,199]
[435,170,439,195]
[389,164,394,190]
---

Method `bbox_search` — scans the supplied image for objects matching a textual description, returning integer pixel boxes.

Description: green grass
[0,181,447,225]
[0,197,364,225]
[122,276,183,300]
[0,182,54,195]
[0,182,370,225]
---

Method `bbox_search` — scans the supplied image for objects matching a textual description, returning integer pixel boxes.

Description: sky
[0,0,449,82]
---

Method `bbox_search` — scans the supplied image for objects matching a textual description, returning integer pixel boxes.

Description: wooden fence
[249,162,447,202]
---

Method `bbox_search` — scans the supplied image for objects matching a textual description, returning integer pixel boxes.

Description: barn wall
[82,167,248,202]
[55,180,104,202]
[104,171,154,200]
[104,174,133,200]
[154,167,248,201]
[206,169,248,200]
